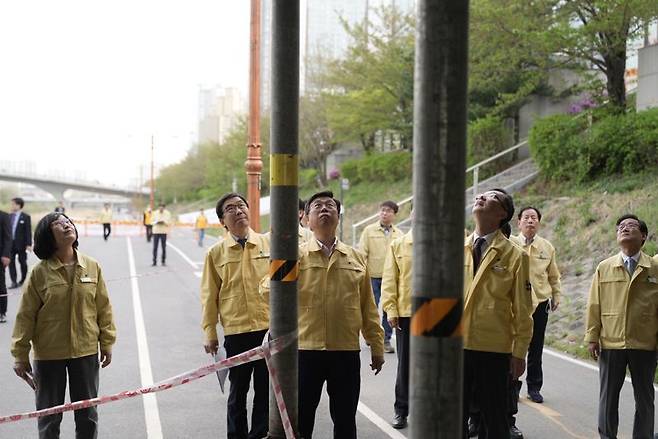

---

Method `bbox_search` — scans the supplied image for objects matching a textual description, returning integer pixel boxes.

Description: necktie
[625,258,637,275]
[472,237,486,274]
[237,238,247,248]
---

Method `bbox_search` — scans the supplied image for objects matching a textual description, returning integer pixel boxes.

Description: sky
[0,1,250,187]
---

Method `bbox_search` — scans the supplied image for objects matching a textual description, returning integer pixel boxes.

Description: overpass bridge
[0,169,149,201]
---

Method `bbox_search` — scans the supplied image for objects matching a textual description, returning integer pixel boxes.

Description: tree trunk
[603,37,627,111]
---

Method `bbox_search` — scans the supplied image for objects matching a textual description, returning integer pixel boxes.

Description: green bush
[340,151,412,184]
[530,108,658,182]
[467,115,509,165]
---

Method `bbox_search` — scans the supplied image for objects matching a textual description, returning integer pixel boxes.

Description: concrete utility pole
[150,135,155,209]
[246,0,263,232]
[410,1,469,438]
[268,0,300,438]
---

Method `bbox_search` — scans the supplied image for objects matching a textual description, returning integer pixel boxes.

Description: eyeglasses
[223,202,248,215]
[617,221,641,232]
[476,191,502,204]
[51,219,73,229]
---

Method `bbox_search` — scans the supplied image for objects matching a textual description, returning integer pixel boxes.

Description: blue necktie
[625,258,637,275]
[237,238,247,248]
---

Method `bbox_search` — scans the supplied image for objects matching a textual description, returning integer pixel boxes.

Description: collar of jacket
[614,251,651,269]
[465,228,506,250]
[46,250,87,270]
[227,228,257,248]
[307,237,350,256]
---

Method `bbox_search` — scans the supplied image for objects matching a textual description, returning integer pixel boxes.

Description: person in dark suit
[0,210,11,322]
[8,197,32,289]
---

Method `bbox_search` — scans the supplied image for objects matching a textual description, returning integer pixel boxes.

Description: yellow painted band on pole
[270,154,299,186]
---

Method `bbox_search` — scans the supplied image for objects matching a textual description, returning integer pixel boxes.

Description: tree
[321,5,415,151]
[299,93,337,187]
[552,0,658,110]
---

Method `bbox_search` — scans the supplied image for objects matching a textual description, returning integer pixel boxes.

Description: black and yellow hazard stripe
[270,259,299,282]
[410,297,462,337]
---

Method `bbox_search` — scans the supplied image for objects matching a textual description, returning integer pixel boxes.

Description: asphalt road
[0,227,651,438]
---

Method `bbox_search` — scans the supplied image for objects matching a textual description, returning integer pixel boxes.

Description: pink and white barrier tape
[0,332,297,439]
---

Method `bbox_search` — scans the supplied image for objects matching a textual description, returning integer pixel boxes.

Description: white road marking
[357,401,407,439]
[544,348,658,391]
[127,237,164,439]
[166,241,200,269]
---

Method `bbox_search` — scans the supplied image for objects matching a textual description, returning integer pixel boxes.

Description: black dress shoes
[391,414,407,429]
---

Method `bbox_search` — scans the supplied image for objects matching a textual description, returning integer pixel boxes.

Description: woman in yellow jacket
[11,212,116,439]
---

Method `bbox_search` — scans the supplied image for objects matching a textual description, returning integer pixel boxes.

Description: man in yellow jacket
[298,191,384,439]
[201,192,270,439]
[100,203,113,241]
[463,188,533,439]
[358,200,403,353]
[151,203,172,266]
[143,207,153,242]
[510,207,561,416]
[195,209,208,247]
[586,214,658,439]
[381,228,413,429]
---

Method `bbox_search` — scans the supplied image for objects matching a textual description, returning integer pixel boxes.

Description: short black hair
[11,197,24,209]
[380,200,399,214]
[491,188,514,226]
[305,191,341,215]
[616,214,648,243]
[517,206,542,221]
[299,198,306,212]
[216,192,248,220]
[33,213,79,260]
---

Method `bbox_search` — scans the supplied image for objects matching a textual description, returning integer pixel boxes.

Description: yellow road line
[520,398,596,439]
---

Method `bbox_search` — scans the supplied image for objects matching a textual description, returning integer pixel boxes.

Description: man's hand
[204,340,219,355]
[388,317,400,330]
[588,342,600,361]
[510,356,526,380]
[13,361,36,390]
[550,296,560,311]
[100,349,112,368]
[370,354,385,375]
[1,256,9,267]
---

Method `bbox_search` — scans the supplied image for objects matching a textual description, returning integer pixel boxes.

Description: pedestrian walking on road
[195,209,208,247]
[586,214,658,439]
[10,212,116,439]
[381,225,413,430]
[200,192,271,439]
[8,197,32,289]
[358,200,403,354]
[143,207,153,242]
[100,203,112,241]
[0,210,12,323]
[297,191,385,439]
[463,189,533,439]
[151,203,171,266]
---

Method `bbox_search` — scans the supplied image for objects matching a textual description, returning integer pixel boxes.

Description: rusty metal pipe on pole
[410,1,469,438]
[246,0,263,232]
[150,135,155,209]
[268,0,300,437]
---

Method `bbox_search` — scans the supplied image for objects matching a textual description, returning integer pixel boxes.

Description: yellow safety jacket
[201,230,270,339]
[381,230,413,319]
[585,252,658,350]
[195,214,208,229]
[358,222,403,278]
[11,252,116,362]
[152,209,172,234]
[297,239,385,356]
[99,208,113,223]
[144,210,153,226]
[463,230,533,359]
[510,233,561,308]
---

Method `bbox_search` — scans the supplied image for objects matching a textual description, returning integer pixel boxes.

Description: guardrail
[350,138,529,246]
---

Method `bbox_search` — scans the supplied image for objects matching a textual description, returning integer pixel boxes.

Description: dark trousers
[0,265,6,314]
[598,349,656,439]
[145,225,153,242]
[9,246,27,284]
[224,330,269,439]
[152,234,167,264]
[34,354,99,439]
[371,278,392,342]
[463,350,511,439]
[102,223,111,241]
[527,300,550,392]
[394,317,410,417]
[299,350,361,439]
